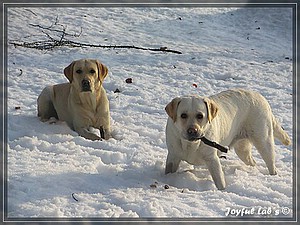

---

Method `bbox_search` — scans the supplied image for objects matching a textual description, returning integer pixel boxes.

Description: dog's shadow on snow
[156,157,266,192]
[161,169,217,192]
[8,170,138,210]
[8,113,75,142]
[153,160,222,192]
[8,164,214,215]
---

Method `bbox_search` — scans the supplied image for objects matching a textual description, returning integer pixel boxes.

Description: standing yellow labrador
[37,59,111,140]
[165,89,291,190]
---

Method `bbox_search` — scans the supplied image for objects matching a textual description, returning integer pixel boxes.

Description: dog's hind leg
[252,133,277,175]
[37,86,58,121]
[233,139,256,166]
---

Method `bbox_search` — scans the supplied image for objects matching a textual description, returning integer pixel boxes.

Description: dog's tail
[272,115,291,146]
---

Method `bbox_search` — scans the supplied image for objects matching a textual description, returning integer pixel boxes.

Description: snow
[5,6,294,221]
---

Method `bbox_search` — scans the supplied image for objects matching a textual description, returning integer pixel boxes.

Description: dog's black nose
[187,127,198,135]
[187,127,201,141]
[81,79,91,92]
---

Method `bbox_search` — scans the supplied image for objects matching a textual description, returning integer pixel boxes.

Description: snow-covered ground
[5,6,294,221]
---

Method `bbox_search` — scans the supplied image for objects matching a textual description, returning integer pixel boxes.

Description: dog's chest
[180,140,206,165]
[71,93,102,126]
[79,93,98,111]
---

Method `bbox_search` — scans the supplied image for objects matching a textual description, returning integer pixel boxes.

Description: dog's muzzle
[81,79,91,92]
[186,127,203,142]
[186,127,229,153]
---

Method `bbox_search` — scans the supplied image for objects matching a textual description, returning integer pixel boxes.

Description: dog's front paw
[88,127,101,138]
[78,127,102,141]
[100,127,111,140]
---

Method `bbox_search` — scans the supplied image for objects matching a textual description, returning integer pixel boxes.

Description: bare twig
[29,23,82,38]
[71,193,78,202]
[25,9,37,16]
[10,19,182,54]
[18,69,23,76]
[10,39,183,54]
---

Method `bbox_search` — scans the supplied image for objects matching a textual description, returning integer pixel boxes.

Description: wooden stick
[199,136,229,153]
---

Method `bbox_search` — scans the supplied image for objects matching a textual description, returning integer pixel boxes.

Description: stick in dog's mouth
[195,136,229,153]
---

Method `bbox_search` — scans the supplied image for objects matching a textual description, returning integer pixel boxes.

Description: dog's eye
[196,113,204,120]
[76,69,82,74]
[181,113,188,119]
[90,69,96,74]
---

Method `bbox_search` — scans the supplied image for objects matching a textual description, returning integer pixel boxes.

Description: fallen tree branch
[10,18,182,54]
[29,22,82,38]
[10,40,183,54]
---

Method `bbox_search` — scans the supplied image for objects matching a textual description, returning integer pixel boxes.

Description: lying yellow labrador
[165,89,291,190]
[37,59,111,140]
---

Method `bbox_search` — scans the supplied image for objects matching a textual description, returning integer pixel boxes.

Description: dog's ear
[203,97,218,123]
[96,60,108,82]
[64,61,75,83]
[165,97,181,122]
